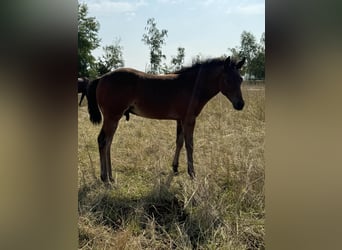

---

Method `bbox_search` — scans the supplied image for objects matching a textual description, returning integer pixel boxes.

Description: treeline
[78,3,264,80]
[78,4,124,78]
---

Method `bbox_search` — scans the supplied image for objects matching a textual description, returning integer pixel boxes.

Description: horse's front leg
[79,92,86,106]
[183,118,196,179]
[172,120,184,174]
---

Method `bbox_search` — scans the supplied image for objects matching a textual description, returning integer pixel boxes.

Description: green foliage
[229,31,265,80]
[229,47,240,59]
[78,3,125,78]
[95,38,125,76]
[249,32,265,80]
[159,63,172,74]
[240,31,258,66]
[160,47,186,74]
[142,18,168,74]
[78,3,100,77]
[191,53,204,64]
[249,51,265,80]
[171,47,185,71]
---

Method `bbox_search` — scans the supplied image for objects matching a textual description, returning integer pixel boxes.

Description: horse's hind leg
[105,118,119,182]
[98,117,119,182]
[97,128,107,182]
[172,120,184,174]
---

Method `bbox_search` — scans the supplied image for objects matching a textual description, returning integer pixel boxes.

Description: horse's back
[96,68,181,99]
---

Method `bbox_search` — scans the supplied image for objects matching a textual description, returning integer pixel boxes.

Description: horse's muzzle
[233,100,244,110]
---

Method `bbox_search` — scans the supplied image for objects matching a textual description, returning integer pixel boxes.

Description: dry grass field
[78,82,265,249]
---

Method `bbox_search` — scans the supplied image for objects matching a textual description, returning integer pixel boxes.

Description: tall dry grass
[78,83,265,249]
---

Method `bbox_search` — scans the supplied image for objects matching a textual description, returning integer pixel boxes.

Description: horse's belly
[130,103,181,120]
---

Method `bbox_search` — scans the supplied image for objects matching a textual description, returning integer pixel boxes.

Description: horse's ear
[237,57,246,69]
[224,56,231,69]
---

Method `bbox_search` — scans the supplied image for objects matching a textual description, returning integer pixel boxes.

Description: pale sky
[80,0,265,71]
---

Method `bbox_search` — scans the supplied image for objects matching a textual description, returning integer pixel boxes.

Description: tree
[142,18,168,74]
[94,39,124,76]
[239,31,258,79]
[170,47,185,71]
[249,50,265,79]
[229,31,265,80]
[191,53,204,64]
[78,3,100,77]
[249,32,265,79]
[260,32,265,51]
[160,47,186,74]
[229,47,240,59]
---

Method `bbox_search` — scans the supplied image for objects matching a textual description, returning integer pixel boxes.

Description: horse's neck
[194,68,221,101]
[183,68,221,116]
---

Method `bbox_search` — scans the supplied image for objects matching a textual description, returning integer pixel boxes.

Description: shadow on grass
[78,172,217,249]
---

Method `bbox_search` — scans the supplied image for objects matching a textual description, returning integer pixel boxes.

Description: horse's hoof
[100,175,108,182]
[172,164,179,174]
[188,172,196,180]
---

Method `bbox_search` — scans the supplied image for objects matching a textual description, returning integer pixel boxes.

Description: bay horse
[87,56,245,182]
[78,77,89,106]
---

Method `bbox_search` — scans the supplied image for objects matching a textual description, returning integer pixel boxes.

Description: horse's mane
[173,57,230,75]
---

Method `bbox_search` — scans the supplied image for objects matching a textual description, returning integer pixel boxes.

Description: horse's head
[220,57,245,110]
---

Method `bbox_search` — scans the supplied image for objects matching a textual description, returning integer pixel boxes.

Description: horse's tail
[87,78,102,124]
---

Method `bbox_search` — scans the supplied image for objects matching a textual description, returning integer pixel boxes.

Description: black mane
[173,57,239,75]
